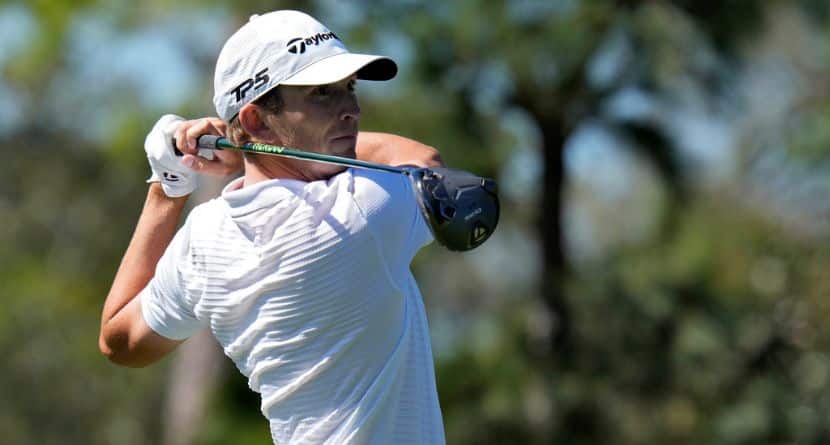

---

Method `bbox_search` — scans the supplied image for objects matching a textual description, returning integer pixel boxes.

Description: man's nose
[340,95,361,121]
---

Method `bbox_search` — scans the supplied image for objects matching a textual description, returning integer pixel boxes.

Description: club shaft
[197,135,407,175]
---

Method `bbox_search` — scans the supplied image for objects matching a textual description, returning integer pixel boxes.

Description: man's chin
[342,149,357,160]
[330,144,357,159]
[302,163,347,182]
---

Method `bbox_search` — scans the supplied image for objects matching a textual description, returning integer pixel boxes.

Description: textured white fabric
[213,10,396,121]
[140,168,445,444]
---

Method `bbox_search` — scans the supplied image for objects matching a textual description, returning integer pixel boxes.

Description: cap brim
[281,53,397,86]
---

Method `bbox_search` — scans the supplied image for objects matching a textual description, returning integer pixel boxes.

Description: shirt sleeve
[139,217,203,340]
[352,169,434,266]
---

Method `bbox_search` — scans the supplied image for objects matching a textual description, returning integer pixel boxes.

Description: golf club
[180,135,500,251]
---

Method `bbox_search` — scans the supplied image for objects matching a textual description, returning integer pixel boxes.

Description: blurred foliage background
[2,0,830,444]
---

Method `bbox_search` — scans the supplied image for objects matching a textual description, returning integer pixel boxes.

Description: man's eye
[312,86,330,96]
[347,81,356,92]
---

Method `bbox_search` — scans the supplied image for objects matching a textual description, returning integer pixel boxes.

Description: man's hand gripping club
[145,114,242,197]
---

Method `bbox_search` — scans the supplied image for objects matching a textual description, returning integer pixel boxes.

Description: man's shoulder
[350,168,411,197]
[183,198,229,239]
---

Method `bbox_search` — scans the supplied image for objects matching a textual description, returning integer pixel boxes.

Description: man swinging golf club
[100,10,496,444]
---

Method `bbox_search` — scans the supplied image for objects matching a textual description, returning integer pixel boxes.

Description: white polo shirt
[140,168,445,444]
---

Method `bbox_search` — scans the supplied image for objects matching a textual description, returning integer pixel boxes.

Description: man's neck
[242,155,293,186]
[242,154,327,186]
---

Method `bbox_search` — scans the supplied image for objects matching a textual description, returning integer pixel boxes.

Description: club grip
[172,135,224,156]
[197,134,222,150]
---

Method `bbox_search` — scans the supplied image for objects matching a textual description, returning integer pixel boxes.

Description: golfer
[99,10,446,444]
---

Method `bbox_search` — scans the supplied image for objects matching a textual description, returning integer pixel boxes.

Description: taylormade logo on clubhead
[473,224,488,242]
[464,207,483,221]
[286,31,339,54]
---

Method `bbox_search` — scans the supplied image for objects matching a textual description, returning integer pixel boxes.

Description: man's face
[265,75,360,179]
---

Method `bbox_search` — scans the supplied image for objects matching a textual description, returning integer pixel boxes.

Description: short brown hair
[226,86,285,145]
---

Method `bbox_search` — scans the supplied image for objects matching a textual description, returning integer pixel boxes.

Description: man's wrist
[148,182,190,204]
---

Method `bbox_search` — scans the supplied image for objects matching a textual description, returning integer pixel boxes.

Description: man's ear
[238,104,272,141]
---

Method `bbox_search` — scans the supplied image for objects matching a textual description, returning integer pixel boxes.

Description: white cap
[213,10,397,121]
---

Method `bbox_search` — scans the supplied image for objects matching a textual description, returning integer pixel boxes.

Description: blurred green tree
[3,1,830,444]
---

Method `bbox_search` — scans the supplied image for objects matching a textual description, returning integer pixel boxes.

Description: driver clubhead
[409,167,499,252]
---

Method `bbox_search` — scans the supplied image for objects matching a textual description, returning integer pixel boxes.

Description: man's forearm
[100,184,187,334]
[356,132,444,168]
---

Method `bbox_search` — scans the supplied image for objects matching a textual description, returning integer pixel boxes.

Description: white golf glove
[144,114,213,197]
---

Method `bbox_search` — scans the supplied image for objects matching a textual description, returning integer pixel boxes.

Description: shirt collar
[220,169,354,218]
[221,176,308,218]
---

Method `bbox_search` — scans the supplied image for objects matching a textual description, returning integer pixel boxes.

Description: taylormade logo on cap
[287,32,339,54]
[212,10,397,121]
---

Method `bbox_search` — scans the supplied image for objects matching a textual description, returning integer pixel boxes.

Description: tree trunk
[539,121,572,364]
[162,330,226,445]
